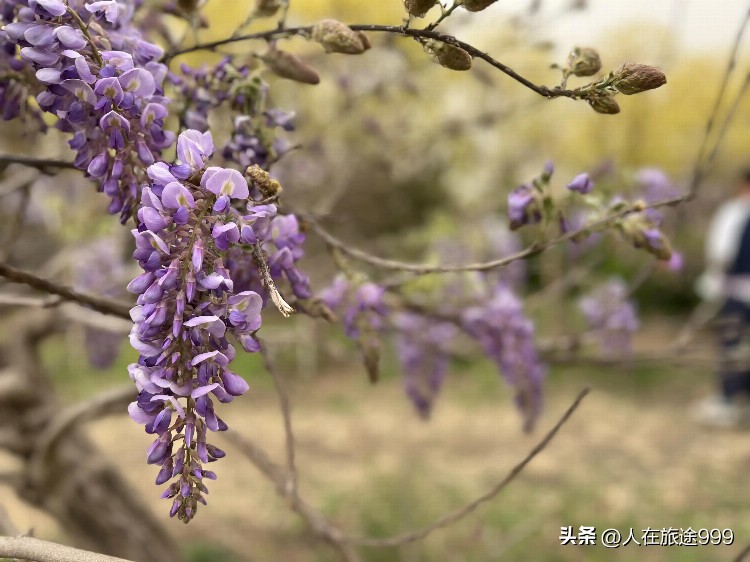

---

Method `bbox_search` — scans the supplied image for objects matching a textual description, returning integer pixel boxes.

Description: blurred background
[2,1,750,561]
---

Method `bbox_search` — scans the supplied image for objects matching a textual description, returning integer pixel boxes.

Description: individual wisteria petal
[508,184,541,230]
[86,1,120,23]
[202,167,249,200]
[35,0,67,17]
[119,68,156,97]
[161,181,195,209]
[177,129,214,171]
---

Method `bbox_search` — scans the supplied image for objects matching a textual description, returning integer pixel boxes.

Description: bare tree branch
[0,263,131,320]
[304,196,685,275]
[688,6,750,195]
[0,536,134,562]
[346,387,590,547]
[259,343,298,495]
[165,24,580,100]
[0,154,78,174]
[28,386,135,488]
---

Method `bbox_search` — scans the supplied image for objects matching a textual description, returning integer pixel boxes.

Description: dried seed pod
[613,63,667,95]
[422,39,472,71]
[403,0,436,17]
[569,47,601,77]
[587,93,620,114]
[263,49,320,85]
[461,0,498,12]
[254,0,282,17]
[311,19,370,55]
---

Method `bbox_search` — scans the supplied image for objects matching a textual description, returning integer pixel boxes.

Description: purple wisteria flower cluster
[393,312,457,419]
[1,0,172,221]
[176,58,297,170]
[579,278,639,357]
[462,283,545,432]
[127,129,307,522]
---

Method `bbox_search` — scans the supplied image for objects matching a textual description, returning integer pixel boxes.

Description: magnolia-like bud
[403,0,436,17]
[422,39,472,71]
[263,49,320,85]
[311,19,370,55]
[254,0,282,17]
[613,63,667,95]
[461,0,499,12]
[568,47,601,77]
[587,93,620,114]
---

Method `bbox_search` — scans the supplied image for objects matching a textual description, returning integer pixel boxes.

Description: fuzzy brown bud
[461,0,499,11]
[568,47,601,77]
[587,93,620,115]
[254,0,282,17]
[263,50,320,85]
[613,63,667,95]
[403,0,435,17]
[245,165,283,198]
[422,39,472,71]
[311,19,370,55]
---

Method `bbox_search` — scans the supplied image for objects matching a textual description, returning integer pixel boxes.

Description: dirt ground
[2,323,750,562]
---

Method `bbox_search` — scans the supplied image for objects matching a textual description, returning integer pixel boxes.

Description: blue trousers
[717,298,750,398]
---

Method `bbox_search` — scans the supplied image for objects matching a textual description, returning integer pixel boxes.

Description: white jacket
[697,197,750,302]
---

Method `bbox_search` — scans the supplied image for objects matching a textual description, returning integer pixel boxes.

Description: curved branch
[0,536,133,562]
[346,387,589,547]
[165,24,577,99]
[305,196,685,275]
[0,263,131,320]
[0,154,78,174]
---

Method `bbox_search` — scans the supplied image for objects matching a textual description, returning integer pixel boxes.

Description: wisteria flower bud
[508,184,542,230]
[566,173,594,194]
[613,63,666,95]
[263,50,320,85]
[404,0,435,17]
[254,0,282,17]
[568,47,601,77]
[311,20,370,55]
[587,93,620,115]
[422,40,472,71]
[461,0,499,11]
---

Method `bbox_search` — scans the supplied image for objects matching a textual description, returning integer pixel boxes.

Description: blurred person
[694,169,750,427]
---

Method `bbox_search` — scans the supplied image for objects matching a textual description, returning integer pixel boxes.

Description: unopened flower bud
[263,49,320,85]
[254,0,282,17]
[422,39,472,71]
[587,93,620,114]
[461,0,499,12]
[508,184,542,230]
[245,165,283,197]
[404,0,436,17]
[311,20,370,55]
[566,172,594,194]
[613,63,666,95]
[568,47,601,77]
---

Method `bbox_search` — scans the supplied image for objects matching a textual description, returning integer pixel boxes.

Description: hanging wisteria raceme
[461,283,545,432]
[1,0,173,221]
[127,129,308,522]
[176,57,297,170]
[393,312,457,419]
[579,278,639,357]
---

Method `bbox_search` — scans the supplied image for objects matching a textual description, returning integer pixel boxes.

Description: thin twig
[0,154,77,174]
[259,342,298,495]
[304,196,685,275]
[0,263,131,320]
[688,5,750,196]
[223,431,363,562]
[165,24,578,100]
[0,536,133,562]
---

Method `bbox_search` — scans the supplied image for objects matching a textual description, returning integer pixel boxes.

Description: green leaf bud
[263,49,320,85]
[311,19,371,55]
[403,0,436,17]
[422,39,472,71]
[613,63,667,95]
